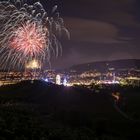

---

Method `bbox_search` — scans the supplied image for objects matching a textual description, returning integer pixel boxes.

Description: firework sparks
[11,22,48,57]
[0,0,69,71]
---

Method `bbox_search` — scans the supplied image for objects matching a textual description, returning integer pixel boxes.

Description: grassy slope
[0,80,140,139]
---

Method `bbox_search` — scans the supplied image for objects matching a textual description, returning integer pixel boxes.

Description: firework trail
[0,0,69,71]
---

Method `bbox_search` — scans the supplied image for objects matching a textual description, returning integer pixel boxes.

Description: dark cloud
[51,40,140,68]
[64,18,122,44]
[48,0,140,69]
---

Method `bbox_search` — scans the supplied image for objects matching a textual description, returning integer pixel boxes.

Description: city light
[25,59,41,69]
[63,78,67,86]
[56,74,61,85]
[45,78,49,82]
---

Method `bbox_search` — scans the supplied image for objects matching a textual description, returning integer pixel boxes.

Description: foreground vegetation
[0,80,140,139]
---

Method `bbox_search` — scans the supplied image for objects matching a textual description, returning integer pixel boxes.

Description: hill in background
[69,59,140,72]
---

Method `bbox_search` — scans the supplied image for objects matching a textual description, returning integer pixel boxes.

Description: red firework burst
[11,22,48,57]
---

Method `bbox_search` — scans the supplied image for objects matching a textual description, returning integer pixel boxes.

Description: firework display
[0,0,69,70]
[25,59,41,69]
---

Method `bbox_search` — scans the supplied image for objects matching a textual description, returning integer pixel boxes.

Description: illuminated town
[0,60,140,87]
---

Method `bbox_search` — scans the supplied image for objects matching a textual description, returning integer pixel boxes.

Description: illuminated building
[56,74,61,85]
[25,59,41,69]
[63,78,67,86]
[25,59,42,80]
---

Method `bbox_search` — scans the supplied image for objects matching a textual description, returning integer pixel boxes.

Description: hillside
[0,80,140,139]
[69,59,140,72]
[0,80,122,119]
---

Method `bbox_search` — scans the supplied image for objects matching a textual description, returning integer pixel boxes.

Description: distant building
[25,59,41,70]
[56,74,61,85]
[63,78,67,86]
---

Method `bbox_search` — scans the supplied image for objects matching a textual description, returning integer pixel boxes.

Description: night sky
[47,0,140,69]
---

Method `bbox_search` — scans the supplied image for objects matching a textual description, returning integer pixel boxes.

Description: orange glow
[25,59,41,69]
[112,92,120,101]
